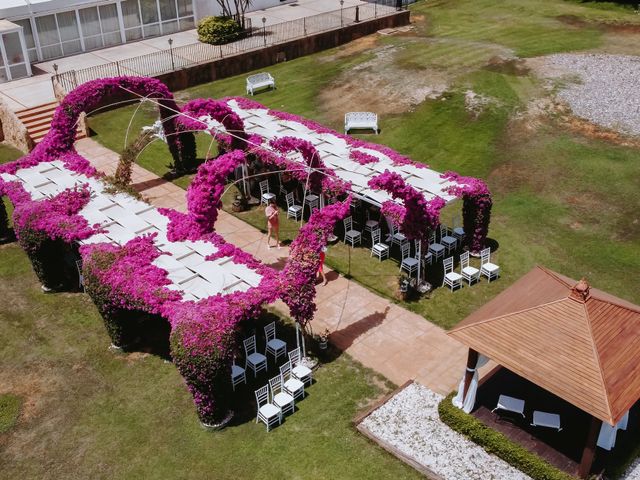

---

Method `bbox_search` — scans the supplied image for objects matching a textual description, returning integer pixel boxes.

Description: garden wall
[156,11,410,92]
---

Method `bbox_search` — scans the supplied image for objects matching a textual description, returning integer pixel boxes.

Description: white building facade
[0,0,280,83]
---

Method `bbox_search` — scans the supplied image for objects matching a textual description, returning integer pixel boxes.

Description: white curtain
[452,353,489,413]
[597,410,629,451]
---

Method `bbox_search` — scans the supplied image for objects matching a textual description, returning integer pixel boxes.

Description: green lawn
[87,0,640,330]
[0,242,418,479]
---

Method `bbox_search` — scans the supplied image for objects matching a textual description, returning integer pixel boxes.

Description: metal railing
[53,0,410,94]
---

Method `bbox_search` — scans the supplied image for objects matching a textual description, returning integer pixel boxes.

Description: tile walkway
[76,137,488,395]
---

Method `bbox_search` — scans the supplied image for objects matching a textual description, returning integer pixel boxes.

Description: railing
[53,0,411,94]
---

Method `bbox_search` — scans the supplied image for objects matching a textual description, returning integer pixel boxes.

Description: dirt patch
[484,56,530,76]
[318,45,448,122]
[558,110,640,148]
[0,370,63,424]
[321,35,379,62]
[557,14,640,34]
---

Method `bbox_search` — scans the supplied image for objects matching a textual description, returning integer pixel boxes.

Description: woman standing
[317,246,328,285]
[265,198,281,248]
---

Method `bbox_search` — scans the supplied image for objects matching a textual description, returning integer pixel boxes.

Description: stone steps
[16,101,86,145]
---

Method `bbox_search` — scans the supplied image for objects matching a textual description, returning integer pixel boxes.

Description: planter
[319,338,328,350]
[201,410,234,431]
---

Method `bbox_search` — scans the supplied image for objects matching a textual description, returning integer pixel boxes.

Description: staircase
[16,101,86,145]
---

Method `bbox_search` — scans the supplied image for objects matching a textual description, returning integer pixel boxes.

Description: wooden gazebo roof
[449,266,640,426]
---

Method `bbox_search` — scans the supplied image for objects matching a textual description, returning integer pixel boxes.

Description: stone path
[76,137,482,394]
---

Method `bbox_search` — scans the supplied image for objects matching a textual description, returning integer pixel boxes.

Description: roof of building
[448,265,640,425]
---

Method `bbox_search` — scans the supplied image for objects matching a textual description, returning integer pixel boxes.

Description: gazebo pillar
[462,348,479,400]
[578,416,602,478]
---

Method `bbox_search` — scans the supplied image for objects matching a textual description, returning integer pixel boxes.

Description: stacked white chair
[264,321,287,364]
[443,256,463,291]
[286,192,302,220]
[400,241,419,277]
[244,335,267,378]
[440,224,457,255]
[269,375,295,415]
[480,247,500,282]
[460,251,480,285]
[289,348,313,386]
[364,209,380,238]
[76,259,84,290]
[370,228,389,261]
[427,230,445,262]
[255,385,282,432]
[231,356,247,391]
[260,180,275,205]
[343,216,361,247]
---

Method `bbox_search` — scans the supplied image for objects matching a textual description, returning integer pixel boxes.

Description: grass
[0,143,23,165]
[0,241,419,479]
[0,394,21,434]
[86,0,640,330]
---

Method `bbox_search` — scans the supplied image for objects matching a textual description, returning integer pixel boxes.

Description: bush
[438,393,576,480]
[197,16,243,45]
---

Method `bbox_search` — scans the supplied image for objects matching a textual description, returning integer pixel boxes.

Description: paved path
[76,137,480,394]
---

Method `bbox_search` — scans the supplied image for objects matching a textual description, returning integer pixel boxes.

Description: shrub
[438,393,576,480]
[197,16,243,45]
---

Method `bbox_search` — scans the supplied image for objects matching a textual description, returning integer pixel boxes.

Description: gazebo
[448,266,640,478]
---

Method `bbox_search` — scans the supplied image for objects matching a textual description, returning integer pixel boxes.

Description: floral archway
[0,76,493,425]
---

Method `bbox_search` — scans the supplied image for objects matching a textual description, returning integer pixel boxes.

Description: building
[0,0,282,83]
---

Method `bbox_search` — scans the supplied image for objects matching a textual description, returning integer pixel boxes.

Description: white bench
[345,112,378,134]
[492,394,525,417]
[246,72,275,96]
[531,410,562,431]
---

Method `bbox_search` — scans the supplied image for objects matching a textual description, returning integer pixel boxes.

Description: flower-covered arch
[0,76,494,426]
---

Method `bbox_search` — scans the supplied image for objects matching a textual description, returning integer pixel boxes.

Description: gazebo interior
[473,366,639,477]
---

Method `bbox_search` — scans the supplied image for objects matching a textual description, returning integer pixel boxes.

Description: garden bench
[246,72,275,95]
[344,112,378,134]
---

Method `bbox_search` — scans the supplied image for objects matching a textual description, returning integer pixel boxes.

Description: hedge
[438,393,577,480]
[197,16,243,45]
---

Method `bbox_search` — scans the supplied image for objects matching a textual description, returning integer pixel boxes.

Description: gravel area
[360,383,531,480]
[622,457,640,480]
[542,54,640,136]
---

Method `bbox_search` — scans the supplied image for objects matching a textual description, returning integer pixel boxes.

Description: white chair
[370,229,389,261]
[400,241,419,277]
[389,223,407,248]
[75,259,84,291]
[460,251,480,286]
[452,215,465,242]
[264,321,287,364]
[288,348,312,386]
[255,385,282,432]
[260,180,275,205]
[480,247,500,282]
[244,335,267,378]
[427,230,445,262]
[364,208,379,238]
[304,194,319,215]
[231,356,246,391]
[286,192,302,220]
[343,216,361,248]
[440,224,457,255]
[280,361,305,400]
[443,256,462,291]
[269,375,295,415]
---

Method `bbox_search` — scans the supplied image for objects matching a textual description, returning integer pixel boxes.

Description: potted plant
[318,329,330,350]
[398,274,411,301]
[231,194,247,212]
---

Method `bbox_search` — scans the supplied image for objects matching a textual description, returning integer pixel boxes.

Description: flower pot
[319,339,328,350]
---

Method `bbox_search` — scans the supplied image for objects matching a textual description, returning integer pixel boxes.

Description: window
[121,0,143,41]
[79,7,103,51]
[14,19,38,63]
[56,11,82,55]
[99,4,122,46]
[35,15,62,59]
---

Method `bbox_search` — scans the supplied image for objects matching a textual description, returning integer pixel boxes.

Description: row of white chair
[443,248,500,291]
[255,356,313,431]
